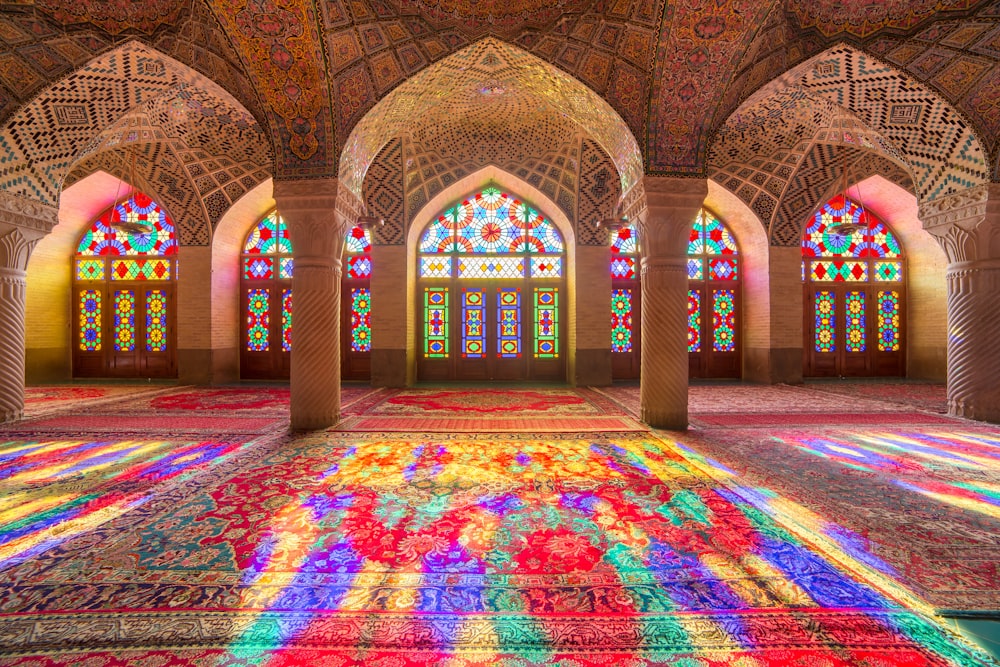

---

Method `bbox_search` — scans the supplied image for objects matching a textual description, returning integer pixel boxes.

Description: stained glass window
[351,288,371,352]
[244,211,293,255]
[534,288,558,358]
[462,288,486,358]
[815,290,836,353]
[611,289,633,353]
[688,290,701,353]
[247,288,270,352]
[878,290,901,352]
[114,290,136,352]
[281,289,292,353]
[712,290,736,352]
[77,192,178,257]
[418,186,564,279]
[79,290,102,352]
[73,192,178,372]
[424,287,449,358]
[803,196,905,370]
[497,288,522,358]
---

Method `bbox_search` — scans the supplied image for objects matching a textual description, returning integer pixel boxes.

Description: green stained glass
[878,290,901,352]
[533,287,558,358]
[247,288,270,352]
[76,259,104,281]
[874,261,902,282]
[282,289,292,352]
[845,290,866,353]
[424,287,449,358]
[815,290,836,353]
[79,289,101,352]
[244,211,293,254]
[145,290,167,352]
[688,290,701,352]
[712,290,736,352]
[611,288,632,353]
[462,288,486,358]
[114,290,135,352]
[351,288,371,352]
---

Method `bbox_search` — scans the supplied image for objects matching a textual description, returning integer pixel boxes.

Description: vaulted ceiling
[0,0,998,245]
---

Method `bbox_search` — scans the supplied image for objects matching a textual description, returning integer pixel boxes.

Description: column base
[640,407,688,431]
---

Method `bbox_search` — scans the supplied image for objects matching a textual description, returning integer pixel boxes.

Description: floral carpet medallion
[0,430,992,665]
[368,388,613,415]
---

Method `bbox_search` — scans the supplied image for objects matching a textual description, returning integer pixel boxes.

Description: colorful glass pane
[79,289,101,352]
[533,288,558,358]
[424,287,449,358]
[845,290,866,353]
[530,256,562,278]
[611,225,637,254]
[243,212,293,254]
[77,192,178,257]
[462,288,486,358]
[113,290,135,352]
[808,260,868,282]
[611,288,633,353]
[878,290,901,352]
[347,254,372,279]
[345,225,371,253]
[712,290,736,352]
[110,258,171,281]
[76,259,104,281]
[420,257,452,278]
[279,257,294,280]
[246,288,270,352]
[611,256,635,280]
[688,290,701,353]
[244,257,274,280]
[687,258,703,280]
[419,186,563,254]
[874,261,902,282]
[145,290,167,352]
[690,210,738,256]
[802,195,901,259]
[815,290,836,353]
[282,289,292,352]
[458,256,524,279]
[497,288,521,358]
[351,288,371,352]
[709,258,739,281]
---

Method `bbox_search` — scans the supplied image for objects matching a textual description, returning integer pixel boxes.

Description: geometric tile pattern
[866,3,1000,174]
[786,0,980,39]
[797,45,989,201]
[578,138,620,246]
[362,138,405,245]
[0,39,270,238]
[340,39,642,205]
[770,142,916,247]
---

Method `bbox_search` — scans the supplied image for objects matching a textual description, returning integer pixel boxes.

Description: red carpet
[692,411,958,427]
[335,414,643,432]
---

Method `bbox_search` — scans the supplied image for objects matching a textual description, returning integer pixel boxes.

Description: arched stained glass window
[610,208,742,379]
[73,192,178,378]
[417,185,565,382]
[240,212,373,380]
[802,195,905,376]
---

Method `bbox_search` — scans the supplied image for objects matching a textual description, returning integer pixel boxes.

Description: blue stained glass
[497,288,521,358]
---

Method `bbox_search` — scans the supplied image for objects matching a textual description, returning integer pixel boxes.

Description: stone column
[632,176,708,429]
[0,192,58,422]
[920,184,1000,422]
[273,179,360,430]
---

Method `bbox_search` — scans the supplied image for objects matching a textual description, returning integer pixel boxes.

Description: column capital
[273,177,359,258]
[634,176,708,258]
[918,183,1000,263]
[0,227,41,272]
[0,190,58,235]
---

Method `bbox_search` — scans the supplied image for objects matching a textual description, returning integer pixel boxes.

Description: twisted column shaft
[0,268,26,422]
[640,256,689,428]
[946,261,1000,421]
[290,257,342,429]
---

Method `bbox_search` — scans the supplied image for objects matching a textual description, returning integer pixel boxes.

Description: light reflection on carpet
[0,433,989,665]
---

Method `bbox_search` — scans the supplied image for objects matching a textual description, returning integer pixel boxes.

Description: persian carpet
[22,385,177,417]
[807,380,948,414]
[690,411,959,428]
[333,414,644,432]
[361,387,622,416]
[0,427,992,666]
[668,425,1000,611]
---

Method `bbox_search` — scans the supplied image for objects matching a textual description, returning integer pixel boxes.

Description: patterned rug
[668,425,1000,612]
[690,412,959,428]
[362,387,620,416]
[0,425,992,665]
[22,385,177,417]
[807,380,948,414]
[334,414,645,432]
